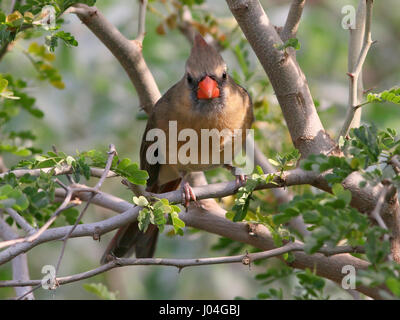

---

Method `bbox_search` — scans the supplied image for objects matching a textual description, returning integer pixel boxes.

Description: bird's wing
[140,114,161,189]
[140,82,184,189]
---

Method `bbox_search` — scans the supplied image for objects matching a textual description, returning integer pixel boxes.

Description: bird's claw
[182,181,198,211]
[235,174,247,188]
[224,164,247,188]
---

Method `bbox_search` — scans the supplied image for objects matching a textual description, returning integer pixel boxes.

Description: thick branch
[226,0,336,157]
[20,186,384,299]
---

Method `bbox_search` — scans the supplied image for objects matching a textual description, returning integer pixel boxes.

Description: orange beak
[197,76,220,99]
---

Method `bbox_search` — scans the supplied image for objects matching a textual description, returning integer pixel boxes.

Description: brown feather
[101,35,253,263]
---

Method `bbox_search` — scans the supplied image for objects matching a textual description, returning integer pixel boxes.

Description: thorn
[346,72,354,79]
[93,226,101,241]
[89,9,98,18]
[242,250,251,269]
[113,256,123,266]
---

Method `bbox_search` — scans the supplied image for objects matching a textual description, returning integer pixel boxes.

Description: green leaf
[0,184,13,196]
[83,283,118,300]
[273,208,299,225]
[171,211,185,235]
[386,277,400,297]
[331,183,352,205]
[275,38,301,51]
[138,208,151,232]
[63,207,80,225]
[268,158,280,167]
[132,196,149,207]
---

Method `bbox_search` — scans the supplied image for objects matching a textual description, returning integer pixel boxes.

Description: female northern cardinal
[101,35,253,262]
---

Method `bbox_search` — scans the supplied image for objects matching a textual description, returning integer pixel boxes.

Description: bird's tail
[100,179,181,264]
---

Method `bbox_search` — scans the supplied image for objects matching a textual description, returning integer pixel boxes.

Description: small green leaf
[386,277,400,297]
[83,283,118,300]
[133,196,148,207]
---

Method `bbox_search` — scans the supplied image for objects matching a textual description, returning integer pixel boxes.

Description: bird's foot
[235,173,247,188]
[224,164,247,188]
[181,181,199,211]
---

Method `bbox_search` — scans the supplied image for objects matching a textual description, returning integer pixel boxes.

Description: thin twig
[370,185,389,233]
[344,0,367,131]
[0,165,117,180]
[0,242,364,288]
[177,5,196,44]
[339,0,374,139]
[0,182,383,298]
[5,208,34,234]
[25,188,74,243]
[121,178,153,198]
[15,284,41,300]
[389,156,400,175]
[55,145,117,274]
[136,0,148,43]
[53,145,75,184]
[0,237,25,249]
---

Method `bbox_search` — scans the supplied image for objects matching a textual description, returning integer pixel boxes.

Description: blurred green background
[1,0,399,299]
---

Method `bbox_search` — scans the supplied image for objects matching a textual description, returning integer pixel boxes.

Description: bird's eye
[222,72,227,80]
[187,74,193,84]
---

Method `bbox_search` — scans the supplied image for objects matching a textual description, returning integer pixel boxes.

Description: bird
[100,34,253,263]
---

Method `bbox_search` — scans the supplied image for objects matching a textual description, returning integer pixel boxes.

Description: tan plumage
[101,35,253,263]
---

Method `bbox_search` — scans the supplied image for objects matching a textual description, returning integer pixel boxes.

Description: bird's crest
[186,34,226,78]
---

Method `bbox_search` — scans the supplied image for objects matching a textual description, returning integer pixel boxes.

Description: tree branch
[281,0,306,42]
[343,0,367,132]
[226,0,336,157]
[339,0,374,139]
[4,208,34,234]
[1,185,380,299]
[136,0,148,43]
[0,242,364,289]
[0,165,117,180]
[55,144,117,274]
[248,139,310,237]
[0,156,7,173]
[0,219,34,299]
[389,156,400,175]
[68,3,161,113]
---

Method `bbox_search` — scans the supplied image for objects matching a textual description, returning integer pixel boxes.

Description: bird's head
[185,34,228,108]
